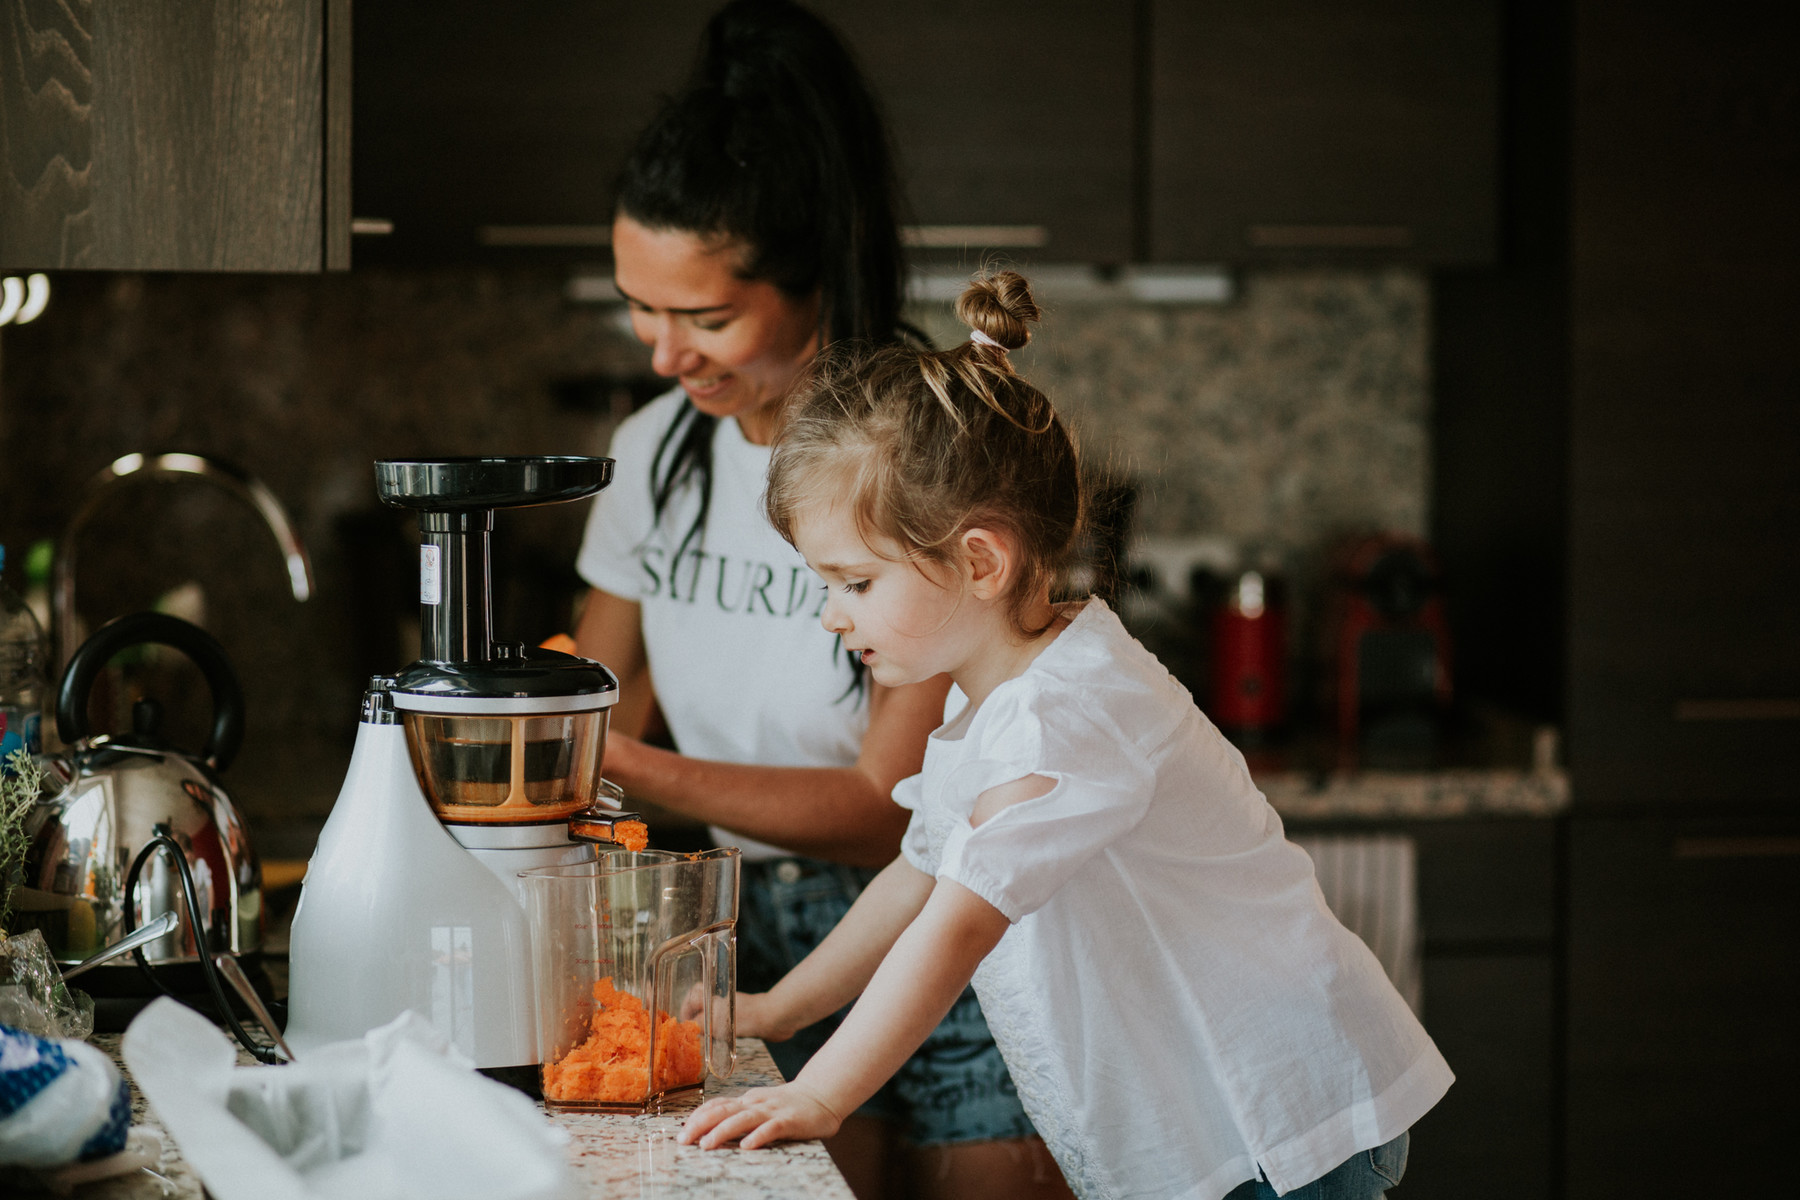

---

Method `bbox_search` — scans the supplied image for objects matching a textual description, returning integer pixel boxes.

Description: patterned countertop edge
[1258,767,1571,821]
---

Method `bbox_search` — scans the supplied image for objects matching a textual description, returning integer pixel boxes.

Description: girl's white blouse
[895,600,1453,1200]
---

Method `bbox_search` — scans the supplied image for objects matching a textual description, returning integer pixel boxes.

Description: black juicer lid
[390,645,620,715]
[376,457,612,512]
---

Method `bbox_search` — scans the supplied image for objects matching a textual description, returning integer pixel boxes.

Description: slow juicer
[286,457,638,1084]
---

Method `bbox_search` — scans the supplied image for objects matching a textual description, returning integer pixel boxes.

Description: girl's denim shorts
[1224,1132,1411,1200]
[737,856,1040,1146]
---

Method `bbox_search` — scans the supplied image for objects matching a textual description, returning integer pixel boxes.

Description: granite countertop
[1257,764,1570,822]
[71,1035,852,1200]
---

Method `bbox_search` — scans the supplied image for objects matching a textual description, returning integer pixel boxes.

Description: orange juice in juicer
[522,849,740,1113]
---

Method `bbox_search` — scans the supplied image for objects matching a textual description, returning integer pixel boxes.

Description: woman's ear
[959,527,1014,600]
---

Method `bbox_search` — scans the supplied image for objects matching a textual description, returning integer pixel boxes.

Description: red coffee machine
[1320,534,1453,758]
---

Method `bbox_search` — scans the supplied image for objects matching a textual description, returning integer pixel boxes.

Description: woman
[573,4,1069,1198]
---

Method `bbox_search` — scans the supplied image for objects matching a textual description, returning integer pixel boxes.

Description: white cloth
[122,999,575,1200]
[577,388,868,859]
[896,601,1453,1200]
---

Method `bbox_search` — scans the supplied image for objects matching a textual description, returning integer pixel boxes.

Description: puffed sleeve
[935,715,1159,922]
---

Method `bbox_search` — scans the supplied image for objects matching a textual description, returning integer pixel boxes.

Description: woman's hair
[766,271,1084,637]
[617,0,912,574]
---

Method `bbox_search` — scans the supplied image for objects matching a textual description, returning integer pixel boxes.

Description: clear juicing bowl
[521,848,739,1113]
[403,708,607,824]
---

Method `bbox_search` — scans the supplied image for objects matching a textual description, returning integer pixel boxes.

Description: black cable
[122,824,282,1064]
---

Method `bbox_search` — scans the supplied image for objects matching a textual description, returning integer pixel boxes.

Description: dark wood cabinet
[1567,0,1800,809]
[817,1,1134,264]
[0,0,350,272]
[1558,5,1800,1196]
[1565,816,1800,1195]
[353,0,1133,264]
[359,2,1507,267]
[1407,819,1559,1200]
[351,1,695,262]
[1149,0,1499,265]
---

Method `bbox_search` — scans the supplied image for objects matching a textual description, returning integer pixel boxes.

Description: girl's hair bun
[956,270,1041,352]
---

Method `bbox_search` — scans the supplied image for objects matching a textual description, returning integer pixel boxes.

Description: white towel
[1291,834,1423,1014]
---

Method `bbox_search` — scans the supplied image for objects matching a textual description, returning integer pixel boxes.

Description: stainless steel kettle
[20,612,263,972]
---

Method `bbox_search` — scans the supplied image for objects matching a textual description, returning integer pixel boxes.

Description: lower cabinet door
[1566,815,1800,1196]
[1404,954,1556,1200]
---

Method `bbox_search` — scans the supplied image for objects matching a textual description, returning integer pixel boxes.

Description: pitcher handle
[699,929,738,1082]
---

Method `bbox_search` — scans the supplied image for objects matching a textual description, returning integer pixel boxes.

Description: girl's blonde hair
[766,270,1083,636]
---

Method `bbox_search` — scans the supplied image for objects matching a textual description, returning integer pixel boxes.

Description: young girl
[678,271,1453,1200]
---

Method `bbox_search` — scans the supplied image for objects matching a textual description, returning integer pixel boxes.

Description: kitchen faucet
[51,452,315,669]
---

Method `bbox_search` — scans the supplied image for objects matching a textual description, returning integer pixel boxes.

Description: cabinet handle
[1674,699,1800,721]
[1672,836,1800,859]
[351,218,394,236]
[477,225,612,247]
[1246,224,1411,249]
[902,225,1049,249]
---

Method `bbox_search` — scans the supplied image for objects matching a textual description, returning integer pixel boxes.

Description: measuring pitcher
[521,848,739,1113]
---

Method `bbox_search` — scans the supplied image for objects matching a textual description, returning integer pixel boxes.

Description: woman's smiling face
[612,216,821,445]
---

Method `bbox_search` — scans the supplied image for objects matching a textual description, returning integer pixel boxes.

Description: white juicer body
[286,714,545,1068]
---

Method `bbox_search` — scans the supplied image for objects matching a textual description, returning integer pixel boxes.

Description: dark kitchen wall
[0,265,1432,824]
[0,269,650,825]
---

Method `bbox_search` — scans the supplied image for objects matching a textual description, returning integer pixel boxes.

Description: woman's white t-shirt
[897,600,1453,1200]
[577,389,868,859]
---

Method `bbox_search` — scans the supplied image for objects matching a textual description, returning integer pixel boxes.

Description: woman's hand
[595,730,652,794]
[732,991,798,1043]
[678,1083,843,1150]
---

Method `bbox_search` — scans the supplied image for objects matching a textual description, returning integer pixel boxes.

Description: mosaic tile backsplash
[0,266,1427,821]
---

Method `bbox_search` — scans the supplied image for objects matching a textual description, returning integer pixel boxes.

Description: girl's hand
[678,1083,842,1150]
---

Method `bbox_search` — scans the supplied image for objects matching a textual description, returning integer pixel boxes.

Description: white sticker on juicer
[420,544,441,605]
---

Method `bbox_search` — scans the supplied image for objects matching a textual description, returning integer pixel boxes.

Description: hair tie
[969,329,1004,350]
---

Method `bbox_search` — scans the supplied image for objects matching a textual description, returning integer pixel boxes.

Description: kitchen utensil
[58,911,179,981]
[212,952,294,1062]
[522,849,738,1113]
[20,612,263,985]
[288,457,635,1090]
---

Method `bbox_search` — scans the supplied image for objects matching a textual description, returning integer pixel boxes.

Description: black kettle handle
[56,612,247,772]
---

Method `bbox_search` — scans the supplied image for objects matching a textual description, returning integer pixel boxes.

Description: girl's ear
[959,527,1014,601]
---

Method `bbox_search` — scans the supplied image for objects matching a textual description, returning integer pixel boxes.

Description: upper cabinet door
[354,1,1134,265]
[352,1,703,262]
[816,1,1134,264]
[0,0,350,272]
[1150,0,1499,265]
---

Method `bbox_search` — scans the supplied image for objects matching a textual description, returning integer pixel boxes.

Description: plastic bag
[124,998,577,1200]
[0,929,94,1041]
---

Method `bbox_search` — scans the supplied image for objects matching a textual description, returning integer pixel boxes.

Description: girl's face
[612,216,821,445]
[795,501,989,691]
